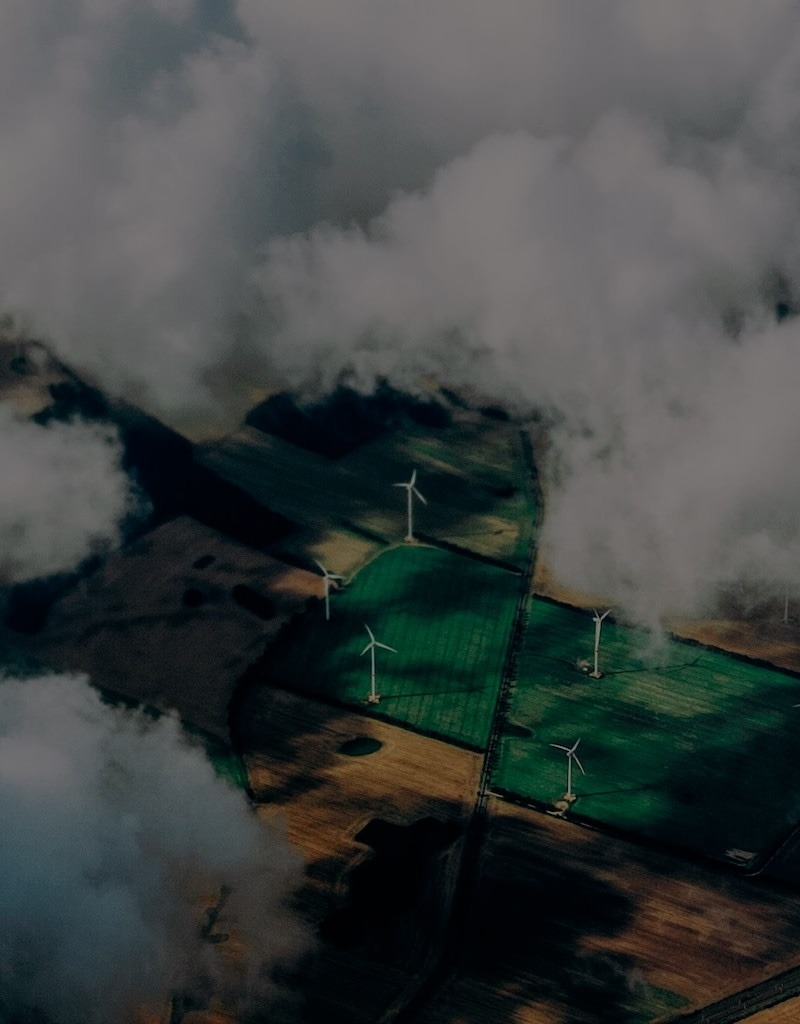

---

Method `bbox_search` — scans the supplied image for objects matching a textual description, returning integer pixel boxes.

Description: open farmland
[494,597,800,866]
[3,516,321,740]
[262,544,521,749]
[238,685,482,1024]
[419,799,800,1024]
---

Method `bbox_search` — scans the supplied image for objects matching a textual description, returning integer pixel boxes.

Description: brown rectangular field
[418,798,800,1024]
[241,685,482,1024]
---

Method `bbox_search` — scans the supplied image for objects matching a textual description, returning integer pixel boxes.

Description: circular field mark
[339,736,382,757]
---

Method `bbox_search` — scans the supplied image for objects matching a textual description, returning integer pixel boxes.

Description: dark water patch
[339,736,382,757]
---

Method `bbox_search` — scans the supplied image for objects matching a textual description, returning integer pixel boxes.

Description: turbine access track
[379,429,541,1023]
[379,424,800,1024]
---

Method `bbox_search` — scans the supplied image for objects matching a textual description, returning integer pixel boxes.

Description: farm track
[661,965,800,1024]
[234,417,798,1024]
[383,431,541,1023]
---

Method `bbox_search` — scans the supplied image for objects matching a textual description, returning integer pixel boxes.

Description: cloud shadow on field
[455,811,662,1024]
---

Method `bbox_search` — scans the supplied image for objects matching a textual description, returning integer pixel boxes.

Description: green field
[197,415,536,567]
[494,599,800,866]
[264,545,522,748]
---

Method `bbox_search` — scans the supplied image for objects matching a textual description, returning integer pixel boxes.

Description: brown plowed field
[418,799,800,1024]
[12,516,321,738]
[239,684,482,1023]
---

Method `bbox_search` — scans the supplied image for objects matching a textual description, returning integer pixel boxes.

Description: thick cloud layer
[0,404,135,582]
[7,2,800,620]
[0,673,306,1023]
[255,117,800,623]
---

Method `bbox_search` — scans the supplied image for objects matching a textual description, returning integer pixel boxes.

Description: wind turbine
[393,468,427,542]
[361,624,397,704]
[314,558,344,621]
[550,738,585,801]
[589,608,611,679]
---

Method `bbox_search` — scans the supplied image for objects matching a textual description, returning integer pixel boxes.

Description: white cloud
[0,404,135,582]
[0,672,307,1022]
[5,3,800,620]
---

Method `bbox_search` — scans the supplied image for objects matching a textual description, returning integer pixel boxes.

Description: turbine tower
[314,558,344,621]
[550,738,585,801]
[589,608,611,679]
[361,623,397,704]
[393,468,427,542]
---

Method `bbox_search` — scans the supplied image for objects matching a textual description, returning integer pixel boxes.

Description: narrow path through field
[379,431,540,1023]
[379,425,800,1024]
[661,963,800,1024]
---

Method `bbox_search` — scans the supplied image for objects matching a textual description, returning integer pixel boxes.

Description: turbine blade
[550,743,570,752]
[572,754,586,775]
[412,487,428,505]
[600,608,611,621]
[570,738,582,753]
[410,469,417,486]
[360,644,372,657]
[330,573,344,581]
[376,642,397,653]
[364,624,375,642]
[313,558,327,574]
[393,482,408,489]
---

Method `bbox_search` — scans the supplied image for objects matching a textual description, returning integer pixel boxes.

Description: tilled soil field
[239,684,482,1024]
[418,799,800,1024]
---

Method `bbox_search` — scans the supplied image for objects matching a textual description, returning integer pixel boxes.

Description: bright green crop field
[264,544,522,749]
[494,598,800,866]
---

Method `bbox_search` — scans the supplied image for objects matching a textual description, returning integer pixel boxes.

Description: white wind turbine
[361,624,397,704]
[393,468,427,541]
[589,608,612,679]
[314,559,344,621]
[550,738,585,801]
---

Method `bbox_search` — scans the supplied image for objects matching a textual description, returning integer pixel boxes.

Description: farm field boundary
[492,596,800,868]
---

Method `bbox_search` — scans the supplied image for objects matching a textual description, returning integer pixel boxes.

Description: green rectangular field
[493,598,800,866]
[263,545,522,749]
